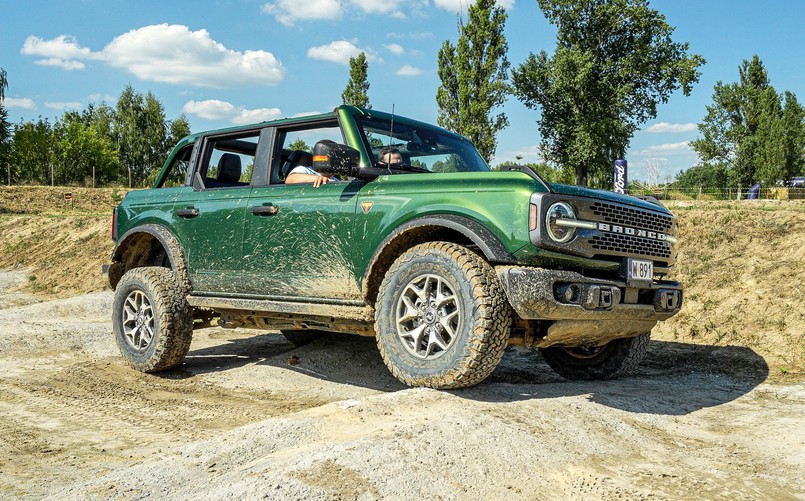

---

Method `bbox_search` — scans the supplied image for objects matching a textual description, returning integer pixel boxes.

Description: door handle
[176,208,200,218]
[251,205,279,216]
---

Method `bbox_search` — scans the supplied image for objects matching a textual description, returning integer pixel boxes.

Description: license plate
[627,258,653,285]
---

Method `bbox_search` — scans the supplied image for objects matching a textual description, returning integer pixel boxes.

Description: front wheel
[113,267,193,372]
[374,242,512,389]
[539,332,651,381]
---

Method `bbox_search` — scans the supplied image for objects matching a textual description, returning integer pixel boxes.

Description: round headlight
[545,202,576,243]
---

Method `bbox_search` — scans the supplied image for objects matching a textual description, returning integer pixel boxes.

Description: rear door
[172,128,268,294]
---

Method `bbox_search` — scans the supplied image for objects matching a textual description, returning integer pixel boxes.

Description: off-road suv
[108,105,682,389]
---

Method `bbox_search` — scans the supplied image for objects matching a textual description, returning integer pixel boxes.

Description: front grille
[530,193,679,268]
[590,201,673,233]
[590,233,672,259]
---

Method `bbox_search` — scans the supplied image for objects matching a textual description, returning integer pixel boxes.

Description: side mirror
[312,140,360,177]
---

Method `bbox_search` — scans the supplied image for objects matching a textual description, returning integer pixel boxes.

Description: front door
[241,180,362,300]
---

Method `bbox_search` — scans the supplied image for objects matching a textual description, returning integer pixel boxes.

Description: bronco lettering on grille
[597,222,671,242]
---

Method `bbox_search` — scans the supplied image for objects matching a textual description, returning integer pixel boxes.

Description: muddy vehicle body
[107,105,683,388]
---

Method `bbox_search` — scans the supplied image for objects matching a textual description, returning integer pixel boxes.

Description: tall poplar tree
[513,0,704,187]
[341,52,371,109]
[436,0,510,162]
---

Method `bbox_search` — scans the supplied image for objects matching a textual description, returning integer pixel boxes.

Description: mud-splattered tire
[539,332,650,381]
[281,330,326,346]
[374,242,512,389]
[113,267,193,372]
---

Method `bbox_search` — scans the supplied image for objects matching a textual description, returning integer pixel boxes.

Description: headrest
[217,153,242,183]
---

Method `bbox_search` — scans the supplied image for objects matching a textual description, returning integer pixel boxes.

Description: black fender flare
[110,224,191,293]
[362,214,515,302]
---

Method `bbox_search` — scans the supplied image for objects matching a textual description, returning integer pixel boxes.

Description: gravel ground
[1,271,804,500]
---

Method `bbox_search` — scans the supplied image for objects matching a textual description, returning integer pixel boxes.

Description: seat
[217,153,243,184]
[281,150,313,179]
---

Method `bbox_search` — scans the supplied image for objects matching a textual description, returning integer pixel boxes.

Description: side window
[156,143,194,188]
[272,124,343,184]
[200,131,260,189]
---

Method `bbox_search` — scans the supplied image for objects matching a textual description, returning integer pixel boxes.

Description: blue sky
[2,0,804,182]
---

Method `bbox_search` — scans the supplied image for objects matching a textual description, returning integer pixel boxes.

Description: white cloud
[102,25,285,87]
[232,107,282,125]
[20,25,285,87]
[21,35,94,60]
[45,101,81,111]
[385,43,405,56]
[2,97,36,109]
[183,99,282,125]
[396,65,423,76]
[34,58,86,71]
[351,0,405,16]
[262,0,343,26]
[20,35,99,71]
[644,122,698,133]
[638,141,692,155]
[387,32,432,40]
[307,40,380,64]
[433,0,514,12]
[88,93,116,103]
[183,100,237,120]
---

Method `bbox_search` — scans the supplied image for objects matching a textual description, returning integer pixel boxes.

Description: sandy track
[0,276,803,500]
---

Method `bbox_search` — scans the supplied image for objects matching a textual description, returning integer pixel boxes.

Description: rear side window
[199,131,260,189]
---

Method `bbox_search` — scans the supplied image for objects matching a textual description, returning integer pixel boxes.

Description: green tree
[159,114,193,186]
[341,52,371,109]
[114,85,169,187]
[513,0,704,187]
[495,160,574,184]
[10,118,56,185]
[288,138,311,152]
[436,0,510,162]
[55,111,118,186]
[691,55,805,186]
[672,162,731,190]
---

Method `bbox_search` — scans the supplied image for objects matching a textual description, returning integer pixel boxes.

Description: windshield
[355,115,490,173]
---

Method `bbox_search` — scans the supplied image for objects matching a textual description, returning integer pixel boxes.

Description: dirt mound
[655,199,805,377]
[0,186,129,215]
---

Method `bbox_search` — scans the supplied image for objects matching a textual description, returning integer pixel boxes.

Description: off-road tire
[113,267,193,372]
[539,332,651,381]
[374,242,512,389]
[281,329,326,346]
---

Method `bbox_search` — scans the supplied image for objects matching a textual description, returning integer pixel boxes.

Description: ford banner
[614,159,628,194]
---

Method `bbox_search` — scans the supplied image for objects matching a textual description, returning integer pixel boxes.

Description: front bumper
[496,266,683,348]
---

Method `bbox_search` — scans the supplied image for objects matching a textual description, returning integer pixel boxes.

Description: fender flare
[111,224,191,293]
[362,214,515,301]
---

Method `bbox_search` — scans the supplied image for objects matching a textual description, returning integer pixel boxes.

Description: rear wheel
[539,332,650,381]
[375,242,511,389]
[113,267,193,372]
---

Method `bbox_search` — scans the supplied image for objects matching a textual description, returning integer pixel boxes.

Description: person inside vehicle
[378,146,403,167]
[284,163,337,188]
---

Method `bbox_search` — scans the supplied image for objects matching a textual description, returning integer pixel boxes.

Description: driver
[378,146,403,167]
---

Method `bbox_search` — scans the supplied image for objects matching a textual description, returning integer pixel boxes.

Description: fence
[628,186,805,201]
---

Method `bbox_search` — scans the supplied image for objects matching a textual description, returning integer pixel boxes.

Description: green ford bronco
[107,105,682,389]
